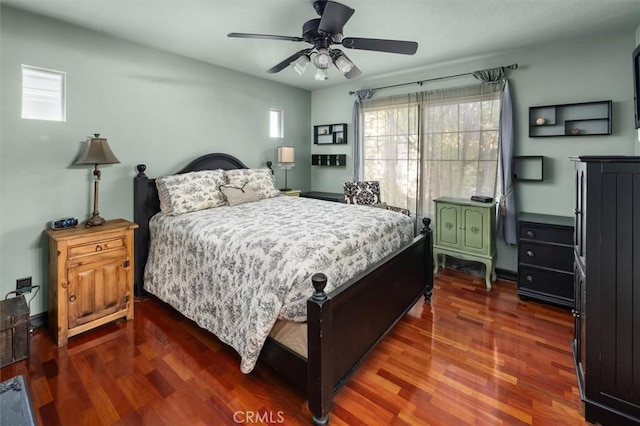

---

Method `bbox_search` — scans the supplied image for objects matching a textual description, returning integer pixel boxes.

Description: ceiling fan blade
[266,49,313,74]
[342,37,418,55]
[228,32,304,42]
[318,1,355,35]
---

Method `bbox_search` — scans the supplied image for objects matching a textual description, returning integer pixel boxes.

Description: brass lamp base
[86,214,106,227]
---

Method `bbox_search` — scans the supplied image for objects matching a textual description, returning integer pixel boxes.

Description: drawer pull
[526,275,534,282]
[526,250,535,258]
[95,245,103,252]
[526,230,535,238]
[69,295,77,303]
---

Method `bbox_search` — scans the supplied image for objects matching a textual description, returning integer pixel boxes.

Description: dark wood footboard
[307,219,432,425]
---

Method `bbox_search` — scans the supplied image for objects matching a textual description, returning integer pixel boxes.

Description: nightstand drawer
[519,224,573,245]
[68,237,125,259]
[518,241,573,272]
[518,265,574,301]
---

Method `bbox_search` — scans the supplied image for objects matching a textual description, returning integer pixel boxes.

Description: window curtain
[418,82,503,221]
[473,68,517,246]
[352,89,374,181]
[359,93,420,213]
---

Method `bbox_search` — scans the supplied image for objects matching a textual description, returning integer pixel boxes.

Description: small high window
[270,109,283,138]
[21,65,66,121]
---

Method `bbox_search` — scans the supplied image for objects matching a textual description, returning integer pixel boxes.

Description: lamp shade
[277,146,295,165]
[75,134,120,165]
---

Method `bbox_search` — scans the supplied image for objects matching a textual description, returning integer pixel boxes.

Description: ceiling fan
[228,0,418,80]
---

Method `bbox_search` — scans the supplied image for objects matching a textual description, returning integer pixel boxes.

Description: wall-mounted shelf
[513,156,544,181]
[312,154,346,166]
[529,100,612,137]
[314,123,347,145]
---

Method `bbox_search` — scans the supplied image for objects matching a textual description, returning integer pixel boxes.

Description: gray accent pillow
[219,183,261,206]
[225,168,279,199]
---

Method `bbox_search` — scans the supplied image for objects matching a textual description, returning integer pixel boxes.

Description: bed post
[307,273,333,426]
[421,217,434,302]
[133,164,149,296]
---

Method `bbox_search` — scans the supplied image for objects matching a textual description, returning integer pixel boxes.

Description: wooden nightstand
[45,219,138,347]
[281,190,301,197]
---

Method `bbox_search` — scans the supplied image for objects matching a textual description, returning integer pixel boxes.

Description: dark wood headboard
[133,153,251,295]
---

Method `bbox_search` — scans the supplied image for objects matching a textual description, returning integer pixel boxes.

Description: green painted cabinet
[433,197,496,290]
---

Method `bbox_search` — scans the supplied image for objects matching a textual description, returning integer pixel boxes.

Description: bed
[133,153,433,425]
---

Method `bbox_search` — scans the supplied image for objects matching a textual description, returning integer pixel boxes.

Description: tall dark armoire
[571,156,640,425]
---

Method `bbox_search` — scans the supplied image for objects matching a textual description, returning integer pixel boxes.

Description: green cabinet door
[437,204,459,247]
[462,206,486,253]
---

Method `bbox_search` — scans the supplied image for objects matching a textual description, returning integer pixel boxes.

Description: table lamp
[277,146,295,191]
[75,134,120,226]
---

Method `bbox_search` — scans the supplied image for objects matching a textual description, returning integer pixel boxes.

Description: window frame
[21,64,67,122]
[269,108,283,138]
[359,86,502,218]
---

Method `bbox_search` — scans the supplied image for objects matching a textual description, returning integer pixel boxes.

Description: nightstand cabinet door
[461,206,488,253]
[46,219,137,347]
[436,204,460,247]
[67,253,128,329]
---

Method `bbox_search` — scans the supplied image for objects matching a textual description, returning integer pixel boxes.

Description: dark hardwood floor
[1,269,588,425]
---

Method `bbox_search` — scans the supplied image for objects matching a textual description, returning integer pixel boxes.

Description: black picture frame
[633,44,640,129]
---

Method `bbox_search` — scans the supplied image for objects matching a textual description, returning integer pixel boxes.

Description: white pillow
[224,168,279,199]
[156,169,227,215]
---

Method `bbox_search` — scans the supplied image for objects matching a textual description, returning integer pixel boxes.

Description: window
[360,83,502,218]
[21,65,66,121]
[270,109,283,138]
[362,94,420,213]
[421,89,501,216]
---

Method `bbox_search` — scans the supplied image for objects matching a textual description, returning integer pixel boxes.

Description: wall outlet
[16,277,32,294]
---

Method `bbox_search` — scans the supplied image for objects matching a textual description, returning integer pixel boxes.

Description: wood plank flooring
[1,269,588,425]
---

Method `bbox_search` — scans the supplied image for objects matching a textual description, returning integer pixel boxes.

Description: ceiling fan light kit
[228,0,418,80]
[291,55,311,75]
[314,48,332,69]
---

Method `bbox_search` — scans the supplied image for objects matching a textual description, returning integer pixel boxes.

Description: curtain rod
[348,63,518,95]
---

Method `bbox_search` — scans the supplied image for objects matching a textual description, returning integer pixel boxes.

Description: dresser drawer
[518,241,573,272]
[519,224,573,245]
[68,237,125,259]
[518,265,574,301]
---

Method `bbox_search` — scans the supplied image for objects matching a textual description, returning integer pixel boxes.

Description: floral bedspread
[144,195,414,373]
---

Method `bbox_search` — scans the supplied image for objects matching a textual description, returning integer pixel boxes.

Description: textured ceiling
[5,0,640,91]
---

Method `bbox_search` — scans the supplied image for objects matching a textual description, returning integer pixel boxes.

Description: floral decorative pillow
[225,168,279,199]
[156,169,227,215]
[343,181,381,205]
[219,183,261,206]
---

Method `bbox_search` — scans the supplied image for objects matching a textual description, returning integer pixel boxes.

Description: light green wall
[311,29,638,272]
[0,6,311,315]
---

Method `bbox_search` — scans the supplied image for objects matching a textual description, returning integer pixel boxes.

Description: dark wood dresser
[299,191,344,203]
[571,156,640,425]
[517,213,574,308]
